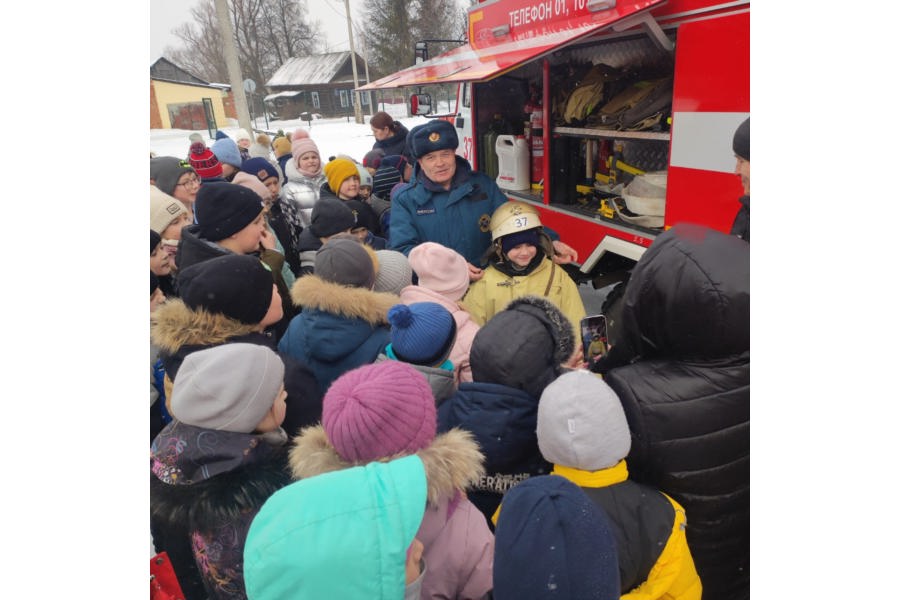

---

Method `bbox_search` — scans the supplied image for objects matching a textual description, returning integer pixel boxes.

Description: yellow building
[150,58,233,131]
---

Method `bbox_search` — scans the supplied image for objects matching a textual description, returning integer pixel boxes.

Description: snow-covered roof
[266,52,359,87]
[264,90,304,102]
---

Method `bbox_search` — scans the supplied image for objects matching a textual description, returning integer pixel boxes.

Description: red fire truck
[360,0,749,286]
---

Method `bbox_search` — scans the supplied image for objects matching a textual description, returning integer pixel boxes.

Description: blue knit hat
[388,302,457,367]
[211,136,242,168]
[241,157,280,182]
[493,475,620,600]
[215,130,229,141]
[500,229,541,254]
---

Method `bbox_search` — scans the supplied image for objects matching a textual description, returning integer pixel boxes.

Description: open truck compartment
[471,31,676,239]
[359,0,749,278]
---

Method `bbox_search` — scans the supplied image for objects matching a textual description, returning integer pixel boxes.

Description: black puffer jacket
[730,194,750,242]
[603,224,749,600]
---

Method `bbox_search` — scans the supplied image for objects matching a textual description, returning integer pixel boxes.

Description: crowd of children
[149,125,750,600]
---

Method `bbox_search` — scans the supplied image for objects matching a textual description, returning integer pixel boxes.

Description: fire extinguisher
[530,110,543,185]
[597,140,611,176]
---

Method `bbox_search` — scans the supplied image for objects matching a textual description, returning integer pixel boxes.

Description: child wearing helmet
[463,201,586,339]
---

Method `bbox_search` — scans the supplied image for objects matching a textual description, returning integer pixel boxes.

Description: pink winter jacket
[289,426,495,600]
[399,285,480,383]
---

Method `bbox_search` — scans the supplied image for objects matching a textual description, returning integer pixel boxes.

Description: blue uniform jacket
[389,158,508,266]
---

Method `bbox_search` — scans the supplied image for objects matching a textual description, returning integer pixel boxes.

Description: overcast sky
[149,0,372,65]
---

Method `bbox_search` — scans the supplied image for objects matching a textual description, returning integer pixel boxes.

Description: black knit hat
[309,197,356,238]
[151,230,161,255]
[470,295,575,399]
[177,254,274,324]
[195,182,264,241]
[733,117,749,161]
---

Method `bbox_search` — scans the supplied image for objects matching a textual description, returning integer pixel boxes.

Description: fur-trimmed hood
[289,425,484,506]
[289,273,399,325]
[151,298,261,355]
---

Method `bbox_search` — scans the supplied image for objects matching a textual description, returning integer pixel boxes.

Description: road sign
[243,78,257,94]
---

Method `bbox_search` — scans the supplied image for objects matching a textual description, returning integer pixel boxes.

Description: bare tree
[362,0,415,76]
[413,0,464,47]
[165,0,322,85]
[362,0,469,75]
[169,1,227,82]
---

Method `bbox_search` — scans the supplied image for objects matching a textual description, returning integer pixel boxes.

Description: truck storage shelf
[553,127,671,142]
[503,190,663,237]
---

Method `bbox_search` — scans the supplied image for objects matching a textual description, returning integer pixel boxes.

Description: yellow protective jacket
[463,257,586,337]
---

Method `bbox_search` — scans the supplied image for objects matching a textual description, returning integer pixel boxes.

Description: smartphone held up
[581,314,609,365]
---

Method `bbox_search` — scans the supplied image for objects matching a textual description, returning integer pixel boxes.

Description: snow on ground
[149,104,451,164]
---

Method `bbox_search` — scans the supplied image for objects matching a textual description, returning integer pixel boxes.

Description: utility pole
[355,23,374,114]
[214,0,253,133]
[344,0,364,124]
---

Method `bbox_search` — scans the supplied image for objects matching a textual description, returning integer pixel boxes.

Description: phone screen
[581,314,609,362]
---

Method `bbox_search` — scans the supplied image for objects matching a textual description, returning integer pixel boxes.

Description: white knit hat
[537,369,631,471]
[149,185,188,235]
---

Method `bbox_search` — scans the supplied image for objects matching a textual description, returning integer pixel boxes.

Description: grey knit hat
[537,370,631,471]
[151,156,196,196]
[374,250,413,294]
[315,237,376,289]
[171,343,285,433]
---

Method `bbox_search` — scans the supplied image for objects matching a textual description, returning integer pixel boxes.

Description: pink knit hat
[408,242,471,300]
[291,129,320,162]
[322,362,437,463]
[232,171,273,203]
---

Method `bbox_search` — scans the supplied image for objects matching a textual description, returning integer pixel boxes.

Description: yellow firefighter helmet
[489,201,542,242]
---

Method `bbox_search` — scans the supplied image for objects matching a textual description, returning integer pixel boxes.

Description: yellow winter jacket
[559,464,702,600]
[464,257,586,338]
[490,463,701,600]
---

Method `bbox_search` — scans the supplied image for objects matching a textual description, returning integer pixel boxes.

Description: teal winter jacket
[244,455,428,600]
